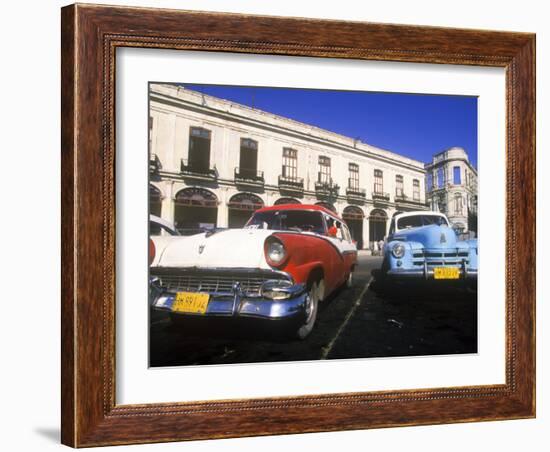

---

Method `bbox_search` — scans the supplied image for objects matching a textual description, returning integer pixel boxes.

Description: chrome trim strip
[151,266,294,284]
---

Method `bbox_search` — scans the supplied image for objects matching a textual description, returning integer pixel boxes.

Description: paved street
[149,255,477,367]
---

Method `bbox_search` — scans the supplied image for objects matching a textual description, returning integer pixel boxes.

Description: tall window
[239,138,258,178]
[319,156,331,184]
[437,167,445,188]
[395,175,404,198]
[438,196,447,214]
[453,166,461,184]
[349,163,359,190]
[454,194,463,215]
[374,169,383,193]
[282,148,297,179]
[188,127,211,172]
[413,179,420,201]
[427,173,433,191]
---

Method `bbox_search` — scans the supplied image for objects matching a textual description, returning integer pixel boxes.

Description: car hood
[394,224,458,248]
[153,228,275,269]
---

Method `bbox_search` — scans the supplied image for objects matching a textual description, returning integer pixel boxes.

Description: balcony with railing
[371,190,391,204]
[395,193,427,208]
[278,175,304,194]
[315,174,339,199]
[234,167,265,188]
[180,159,217,181]
[346,182,366,202]
[149,153,162,173]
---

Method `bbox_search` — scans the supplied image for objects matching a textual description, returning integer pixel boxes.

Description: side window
[453,166,461,184]
[342,225,352,242]
[388,219,395,236]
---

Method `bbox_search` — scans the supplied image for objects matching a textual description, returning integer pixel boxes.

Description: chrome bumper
[387,268,478,279]
[150,282,309,321]
[387,261,477,280]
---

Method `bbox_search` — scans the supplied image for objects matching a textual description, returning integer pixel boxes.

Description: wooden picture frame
[61,3,535,447]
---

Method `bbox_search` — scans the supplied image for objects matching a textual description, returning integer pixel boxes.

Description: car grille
[412,248,469,267]
[150,268,290,296]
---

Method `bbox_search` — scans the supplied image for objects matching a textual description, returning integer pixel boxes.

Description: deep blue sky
[182,83,478,168]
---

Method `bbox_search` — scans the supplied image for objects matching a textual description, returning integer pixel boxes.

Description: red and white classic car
[149,204,357,338]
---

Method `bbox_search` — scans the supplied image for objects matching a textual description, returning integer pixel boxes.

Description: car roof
[393,210,449,221]
[255,204,343,221]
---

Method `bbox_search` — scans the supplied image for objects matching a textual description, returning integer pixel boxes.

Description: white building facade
[149,84,428,250]
[425,147,478,233]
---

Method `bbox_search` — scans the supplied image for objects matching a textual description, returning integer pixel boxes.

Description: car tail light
[149,238,156,265]
[264,236,288,267]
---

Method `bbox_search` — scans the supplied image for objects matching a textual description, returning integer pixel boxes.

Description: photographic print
[148,83,478,367]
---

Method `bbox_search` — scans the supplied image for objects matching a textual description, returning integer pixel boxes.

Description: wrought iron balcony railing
[394,193,407,202]
[278,175,304,193]
[149,153,162,173]
[346,186,366,199]
[234,167,265,186]
[180,159,217,180]
[315,179,339,196]
[395,193,425,205]
[372,191,390,201]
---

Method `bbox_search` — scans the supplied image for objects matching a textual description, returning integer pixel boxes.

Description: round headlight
[268,241,286,264]
[264,237,288,267]
[391,242,406,258]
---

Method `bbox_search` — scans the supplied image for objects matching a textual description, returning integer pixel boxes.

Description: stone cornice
[150,89,426,175]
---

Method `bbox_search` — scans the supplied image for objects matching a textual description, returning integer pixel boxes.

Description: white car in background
[149,214,179,236]
[149,215,179,268]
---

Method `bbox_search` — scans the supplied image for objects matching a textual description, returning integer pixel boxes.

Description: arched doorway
[274,197,301,206]
[149,184,162,217]
[315,201,337,213]
[228,193,264,228]
[174,187,218,235]
[369,209,388,248]
[343,206,364,250]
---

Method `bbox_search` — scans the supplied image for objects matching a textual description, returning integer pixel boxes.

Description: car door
[340,223,358,275]
[324,215,356,287]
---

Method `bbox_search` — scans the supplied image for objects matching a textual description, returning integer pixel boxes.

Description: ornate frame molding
[61,4,535,447]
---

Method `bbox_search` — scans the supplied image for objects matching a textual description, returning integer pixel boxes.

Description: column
[217,187,229,228]
[160,181,174,223]
[362,212,369,251]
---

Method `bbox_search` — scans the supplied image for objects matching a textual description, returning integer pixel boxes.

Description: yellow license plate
[433,267,460,280]
[172,292,210,314]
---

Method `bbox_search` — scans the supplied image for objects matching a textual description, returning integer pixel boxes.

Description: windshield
[246,210,325,234]
[150,220,180,236]
[397,215,448,230]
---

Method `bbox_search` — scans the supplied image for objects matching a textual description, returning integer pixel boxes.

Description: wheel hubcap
[305,288,315,323]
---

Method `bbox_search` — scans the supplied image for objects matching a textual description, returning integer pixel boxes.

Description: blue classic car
[380,211,478,281]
